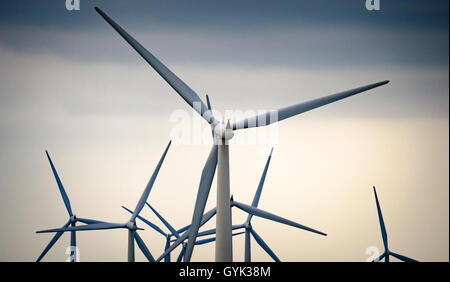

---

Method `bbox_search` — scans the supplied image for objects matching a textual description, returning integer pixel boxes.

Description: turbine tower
[156,148,326,262]
[372,186,418,262]
[93,6,389,262]
[37,141,172,262]
[36,151,104,262]
[196,148,326,261]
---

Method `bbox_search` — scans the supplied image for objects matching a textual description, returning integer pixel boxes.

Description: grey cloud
[0,24,448,68]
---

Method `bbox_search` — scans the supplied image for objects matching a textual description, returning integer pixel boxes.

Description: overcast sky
[0,0,448,262]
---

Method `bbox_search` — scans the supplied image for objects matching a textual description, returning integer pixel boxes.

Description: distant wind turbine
[37,141,172,262]
[195,148,327,261]
[122,203,244,262]
[36,151,105,262]
[156,148,326,262]
[372,186,418,262]
[93,6,389,261]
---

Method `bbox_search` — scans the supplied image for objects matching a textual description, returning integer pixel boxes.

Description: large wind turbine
[37,141,172,262]
[93,6,389,262]
[36,151,104,262]
[371,186,418,262]
[194,148,326,261]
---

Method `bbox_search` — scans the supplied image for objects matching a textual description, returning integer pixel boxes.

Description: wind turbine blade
[205,95,215,138]
[246,147,274,223]
[94,7,217,126]
[76,218,104,225]
[197,224,245,238]
[156,208,217,262]
[184,145,218,262]
[157,231,189,262]
[389,251,418,262]
[194,231,244,246]
[232,80,389,130]
[36,220,71,262]
[250,228,280,262]
[146,202,179,238]
[195,232,243,246]
[372,252,387,262]
[175,206,217,235]
[176,224,191,235]
[195,237,217,245]
[373,186,388,251]
[206,95,212,111]
[197,228,217,238]
[177,244,186,262]
[130,141,171,222]
[164,238,171,262]
[232,200,327,236]
[134,231,155,262]
[45,151,73,216]
[122,206,167,237]
[36,222,127,233]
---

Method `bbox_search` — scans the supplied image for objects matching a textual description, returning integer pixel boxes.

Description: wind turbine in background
[93,6,389,262]
[36,151,105,262]
[156,148,326,262]
[372,186,418,262]
[122,203,244,262]
[195,148,326,261]
[37,141,172,262]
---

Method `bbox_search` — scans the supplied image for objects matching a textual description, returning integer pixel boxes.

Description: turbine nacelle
[126,221,137,231]
[213,121,234,141]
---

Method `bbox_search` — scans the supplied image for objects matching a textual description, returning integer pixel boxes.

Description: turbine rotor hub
[213,122,234,141]
[126,221,137,230]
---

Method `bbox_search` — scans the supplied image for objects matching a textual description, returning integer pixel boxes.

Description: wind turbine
[193,147,327,261]
[155,148,326,262]
[93,6,389,262]
[37,141,172,262]
[122,203,244,262]
[372,186,418,262]
[36,151,104,262]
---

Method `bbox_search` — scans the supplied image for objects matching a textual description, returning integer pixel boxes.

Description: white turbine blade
[130,141,171,222]
[36,222,127,233]
[197,224,244,237]
[158,231,190,262]
[183,145,218,262]
[76,217,105,225]
[389,251,418,262]
[45,151,73,217]
[134,231,155,262]
[246,147,274,224]
[232,200,327,236]
[94,7,217,126]
[250,228,280,262]
[232,80,389,130]
[36,220,71,262]
[373,186,388,251]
